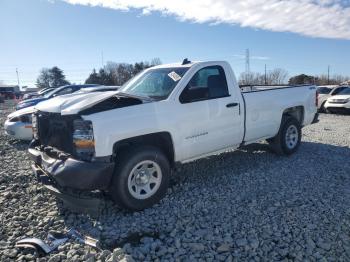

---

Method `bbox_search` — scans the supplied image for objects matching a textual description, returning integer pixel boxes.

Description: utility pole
[264,64,267,85]
[245,49,250,84]
[327,65,330,85]
[16,68,20,87]
[101,51,104,68]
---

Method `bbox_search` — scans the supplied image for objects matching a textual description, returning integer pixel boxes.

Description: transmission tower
[245,49,250,74]
[245,49,250,84]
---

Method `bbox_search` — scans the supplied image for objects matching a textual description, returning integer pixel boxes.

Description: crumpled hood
[34,90,121,115]
[7,106,36,119]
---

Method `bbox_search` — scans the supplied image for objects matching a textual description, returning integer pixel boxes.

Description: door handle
[226,102,239,108]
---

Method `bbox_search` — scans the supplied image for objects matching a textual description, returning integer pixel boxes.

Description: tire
[109,145,170,211]
[268,116,302,155]
[325,108,332,114]
[319,102,326,113]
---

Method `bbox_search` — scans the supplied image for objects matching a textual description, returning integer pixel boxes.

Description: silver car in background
[4,85,119,140]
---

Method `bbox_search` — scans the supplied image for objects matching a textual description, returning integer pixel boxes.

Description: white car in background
[22,87,54,100]
[324,86,350,114]
[317,86,333,112]
[4,86,119,140]
[4,106,35,140]
[317,85,349,112]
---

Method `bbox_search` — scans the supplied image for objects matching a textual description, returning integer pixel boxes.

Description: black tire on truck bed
[268,116,302,155]
[109,145,170,211]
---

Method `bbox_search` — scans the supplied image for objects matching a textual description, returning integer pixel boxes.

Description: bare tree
[150,58,162,66]
[268,68,288,85]
[239,68,288,85]
[310,74,350,85]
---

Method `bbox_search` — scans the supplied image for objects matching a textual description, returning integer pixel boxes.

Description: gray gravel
[1,100,350,261]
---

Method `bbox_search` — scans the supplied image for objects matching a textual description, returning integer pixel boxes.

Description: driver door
[176,65,243,161]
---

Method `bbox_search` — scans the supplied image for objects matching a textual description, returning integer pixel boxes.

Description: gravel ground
[0,100,350,261]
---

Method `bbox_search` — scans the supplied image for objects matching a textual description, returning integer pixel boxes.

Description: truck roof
[152,62,199,69]
[152,60,228,70]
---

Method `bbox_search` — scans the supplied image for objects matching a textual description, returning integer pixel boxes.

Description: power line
[101,51,104,68]
[327,65,330,84]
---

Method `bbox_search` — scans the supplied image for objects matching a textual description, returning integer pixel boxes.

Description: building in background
[22,86,40,93]
[0,85,21,99]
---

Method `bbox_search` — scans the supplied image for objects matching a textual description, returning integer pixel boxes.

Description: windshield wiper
[115,92,154,101]
[148,95,167,100]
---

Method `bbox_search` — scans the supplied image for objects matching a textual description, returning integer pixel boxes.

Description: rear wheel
[109,146,170,211]
[268,116,301,155]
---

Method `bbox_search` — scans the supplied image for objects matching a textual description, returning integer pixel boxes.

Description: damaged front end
[29,111,114,193]
[29,93,148,211]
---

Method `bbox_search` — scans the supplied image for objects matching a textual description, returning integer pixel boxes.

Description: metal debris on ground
[15,229,100,255]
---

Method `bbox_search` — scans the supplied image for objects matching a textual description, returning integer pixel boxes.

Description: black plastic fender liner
[32,164,104,215]
[50,157,114,190]
[28,145,114,191]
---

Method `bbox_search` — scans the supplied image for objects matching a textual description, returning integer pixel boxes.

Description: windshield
[40,88,54,95]
[317,87,332,94]
[44,87,64,98]
[120,67,189,99]
[337,87,350,95]
[38,88,50,94]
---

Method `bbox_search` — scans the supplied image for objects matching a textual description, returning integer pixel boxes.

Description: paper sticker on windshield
[168,71,182,82]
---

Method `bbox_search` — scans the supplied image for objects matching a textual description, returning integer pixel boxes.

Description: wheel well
[282,106,304,124]
[113,132,175,166]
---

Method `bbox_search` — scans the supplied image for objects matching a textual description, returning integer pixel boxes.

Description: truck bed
[241,85,317,144]
[240,84,311,93]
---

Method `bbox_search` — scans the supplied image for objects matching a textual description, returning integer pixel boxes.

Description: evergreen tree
[289,74,315,85]
[85,69,101,84]
[36,66,70,89]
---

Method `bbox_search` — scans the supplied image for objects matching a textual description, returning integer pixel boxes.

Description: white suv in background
[324,86,350,114]
[317,86,333,112]
[317,85,348,112]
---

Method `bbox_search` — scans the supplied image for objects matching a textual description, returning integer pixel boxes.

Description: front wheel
[319,102,326,113]
[268,116,302,155]
[109,146,170,211]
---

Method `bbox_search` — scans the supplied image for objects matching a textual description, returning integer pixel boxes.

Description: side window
[331,87,345,96]
[56,87,74,96]
[180,66,229,103]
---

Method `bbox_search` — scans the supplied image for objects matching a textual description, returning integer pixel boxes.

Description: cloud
[60,0,350,40]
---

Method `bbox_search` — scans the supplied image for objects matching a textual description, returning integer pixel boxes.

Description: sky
[0,0,350,87]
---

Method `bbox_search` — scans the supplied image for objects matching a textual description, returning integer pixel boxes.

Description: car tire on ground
[325,107,333,114]
[109,145,170,211]
[319,102,326,113]
[268,116,302,155]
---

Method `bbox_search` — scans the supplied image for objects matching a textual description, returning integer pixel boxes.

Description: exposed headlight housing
[73,119,95,161]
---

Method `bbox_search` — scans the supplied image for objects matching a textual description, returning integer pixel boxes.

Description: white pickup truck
[29,60,318,210]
